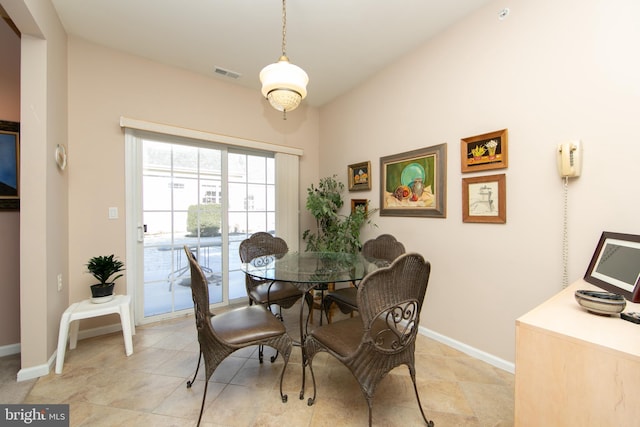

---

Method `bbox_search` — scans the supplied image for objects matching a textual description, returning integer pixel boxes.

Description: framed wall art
[380,143,447,218]
[461,128,508,173]
[350,199,368,214]
[0,120,20,211]
[348,161,371,191]
[462,173,506,223]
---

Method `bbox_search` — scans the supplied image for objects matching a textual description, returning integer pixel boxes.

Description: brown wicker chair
[305,253,434,427]
[323,234,406,322]
[184,246,292,426]
[239,232,312,362]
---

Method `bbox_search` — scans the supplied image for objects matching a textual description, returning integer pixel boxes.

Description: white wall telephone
[558,140,582,288]
[557,140,582,178]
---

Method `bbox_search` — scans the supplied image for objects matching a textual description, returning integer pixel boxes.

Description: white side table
[55,294,135,374]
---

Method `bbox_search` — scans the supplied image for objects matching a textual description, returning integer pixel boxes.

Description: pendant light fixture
[259,0,308,119]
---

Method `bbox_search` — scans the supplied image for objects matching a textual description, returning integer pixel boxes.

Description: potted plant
[86,254,125,301]
[302,175,377,318]
[302,175,377,254]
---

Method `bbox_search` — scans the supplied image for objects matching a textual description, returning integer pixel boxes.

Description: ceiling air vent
[214,66,241,80]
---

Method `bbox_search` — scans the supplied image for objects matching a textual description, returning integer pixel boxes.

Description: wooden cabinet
[515,280,640,427]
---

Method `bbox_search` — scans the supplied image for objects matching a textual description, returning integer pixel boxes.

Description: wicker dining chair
[183,246,292,426]
[239,232,312,362]
[305,252,434,427]
[323,234,405,323]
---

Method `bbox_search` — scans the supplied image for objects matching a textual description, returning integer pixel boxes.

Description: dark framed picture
[0,120,20,211]
[380,143,447,218]
[584,231,640,302]
[348,161,371,191]
[462,173,506,223]
[350,199,368,214]
[461,129,508,173]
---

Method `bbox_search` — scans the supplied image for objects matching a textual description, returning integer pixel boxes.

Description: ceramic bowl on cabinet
[575,289,626,315]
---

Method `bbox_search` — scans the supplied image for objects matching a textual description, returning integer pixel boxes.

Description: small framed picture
[348,161,371,191]
[461,129,508,173]
[351,199,368,214]
[462,173,506,223]
[0,120,20,211]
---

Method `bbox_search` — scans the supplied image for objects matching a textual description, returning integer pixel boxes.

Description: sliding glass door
[227,152,276,300]
[142,140,223,317]
[137,136,275,321]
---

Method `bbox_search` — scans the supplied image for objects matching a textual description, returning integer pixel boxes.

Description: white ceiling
[50,0,495,107]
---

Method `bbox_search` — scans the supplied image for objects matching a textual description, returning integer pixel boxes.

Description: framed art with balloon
[379,143,447,218]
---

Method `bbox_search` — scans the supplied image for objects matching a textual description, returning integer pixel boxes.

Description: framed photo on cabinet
[584,231,640,302]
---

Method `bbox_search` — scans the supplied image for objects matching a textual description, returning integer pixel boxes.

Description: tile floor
[0,353,37,404]
[3,303,514,426]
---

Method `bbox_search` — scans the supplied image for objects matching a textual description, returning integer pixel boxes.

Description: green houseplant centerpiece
[302,175,377,315]
[86,254,125,303]
[303,175,377,253]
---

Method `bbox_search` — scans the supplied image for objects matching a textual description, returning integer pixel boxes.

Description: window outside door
[140,138,275,320]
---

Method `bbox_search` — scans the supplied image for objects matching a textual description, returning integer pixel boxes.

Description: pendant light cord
[281,0,288,120]
[281,0,287,57]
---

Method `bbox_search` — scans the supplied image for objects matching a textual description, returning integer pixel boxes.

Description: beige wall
[65,37,320,327]
[2,0,69,374]
[319,0,640,363]
[0,15,20,348]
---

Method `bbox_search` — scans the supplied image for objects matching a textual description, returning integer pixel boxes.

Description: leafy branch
[302,175,377,254]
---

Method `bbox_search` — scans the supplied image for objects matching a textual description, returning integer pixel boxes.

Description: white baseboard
[0,343,20,357]
[76,322,125,341]
[419,326,515,374]
[17,353,54,382]
[16,322,127,382]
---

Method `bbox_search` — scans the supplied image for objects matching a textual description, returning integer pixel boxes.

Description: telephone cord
[562,176,569,288]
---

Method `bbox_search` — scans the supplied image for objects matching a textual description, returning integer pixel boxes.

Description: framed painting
[380,143,447,218]
[462,173,506,223]
[584,231,640,302]
[461,129,508,173]
[348,161,371,191]
[0,120,20,211]
[351,198,368,214]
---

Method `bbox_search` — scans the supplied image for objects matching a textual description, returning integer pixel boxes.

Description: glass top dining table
[240,251,386,291]
[241,251,388,400]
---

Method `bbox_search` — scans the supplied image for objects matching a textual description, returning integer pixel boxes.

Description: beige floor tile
[152,378,226,419]
[1,309,515,427]
[417,378,476,416]
[0,354,37,403]
[427,410,482,426]
[446,356,509,385]
[207,354,249,384]
[460,381,515,425]
[308,395,369,426]
[199,383,275,426]
[152,350,202,379]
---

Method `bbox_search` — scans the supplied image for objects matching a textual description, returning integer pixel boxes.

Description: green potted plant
[302,175,377,254]
[86,254,125,301]
[302,175,377,317]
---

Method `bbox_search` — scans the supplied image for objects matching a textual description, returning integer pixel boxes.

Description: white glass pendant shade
[260,56,309,112]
